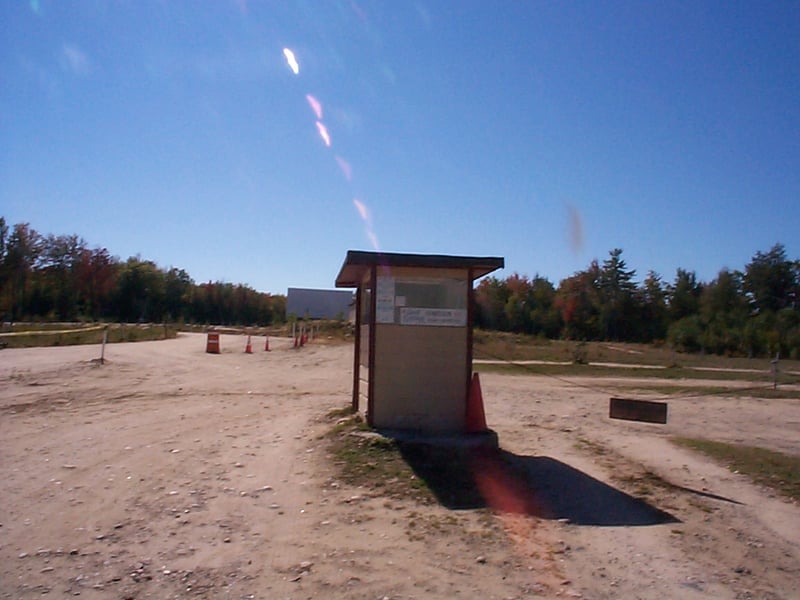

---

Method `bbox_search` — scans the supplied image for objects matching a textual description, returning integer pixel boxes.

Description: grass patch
[473,361,780,383]
[474,360,799,391]
[613,384,799,400]
[325,412,433,502]
[0,323,178,348]
[179,320,354,343]
[615,470,670,498]
[574,437,609,456]
[673,438,800,503]
[473,330,800,373]
[323,410,493,509]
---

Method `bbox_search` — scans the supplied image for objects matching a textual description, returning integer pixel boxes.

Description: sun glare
[335,156,352,181]
[306,94,323,119]
[282,48,299,75]
[281,46,378,248]
[315,121,331,147]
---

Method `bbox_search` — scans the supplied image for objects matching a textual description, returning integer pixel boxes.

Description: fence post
[100,326,109,364]
[771,353,780,390]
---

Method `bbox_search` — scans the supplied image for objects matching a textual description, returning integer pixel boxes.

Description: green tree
[115,257,166,322]
[0,217,10,317]
[667,315,704,353]
[638,271,668,341]
[667,268,702,323]
[164,267,193,322]
[697,269,747,355]
[474,276,510,331]
[598,248,637,340]
[743,243,796,313]
[528,275,561,337]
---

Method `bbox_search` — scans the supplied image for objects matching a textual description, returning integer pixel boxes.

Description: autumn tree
[3,223,43,320]
[75,247,118,319]
[555,261,602,340]
[36,234,87,319]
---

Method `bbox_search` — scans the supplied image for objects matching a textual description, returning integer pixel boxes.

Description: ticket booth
[335,250,504,433]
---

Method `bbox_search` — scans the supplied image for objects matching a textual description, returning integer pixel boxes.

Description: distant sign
[400,308,467,327]
[609,397,668,424]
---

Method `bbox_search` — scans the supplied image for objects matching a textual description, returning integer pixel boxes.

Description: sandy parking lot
[1,333,799,599]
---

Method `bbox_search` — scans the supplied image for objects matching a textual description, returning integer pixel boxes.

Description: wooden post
[100,326,109,364]
[771,353,780,390]
[367,264,377,426]
[466,267,475,424]
[352,287,362,413]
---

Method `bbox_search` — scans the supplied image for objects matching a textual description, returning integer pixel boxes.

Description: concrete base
[374,428,499,450]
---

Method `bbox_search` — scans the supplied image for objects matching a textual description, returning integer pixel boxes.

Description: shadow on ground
[397,444,680,526]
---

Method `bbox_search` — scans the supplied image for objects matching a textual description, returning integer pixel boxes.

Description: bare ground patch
[1,334,798,599]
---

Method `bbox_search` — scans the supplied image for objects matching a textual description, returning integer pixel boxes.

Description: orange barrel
[206,332,220,354]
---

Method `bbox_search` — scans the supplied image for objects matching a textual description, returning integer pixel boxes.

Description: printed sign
[399,308,467,327]
[376,276,396,323]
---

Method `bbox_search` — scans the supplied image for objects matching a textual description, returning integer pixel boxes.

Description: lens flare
[282,48,299,75]
[335,155,352,181]
[566,203,584,254]
[281,43,380,249]
[367,231,380,250]
[353,198,369,221]
[306,94,323,119]
[353,198,380,250]
[315,121,331,147]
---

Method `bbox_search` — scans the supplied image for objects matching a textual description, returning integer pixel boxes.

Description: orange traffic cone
[245,335,252,354]
[264,336,270,351]
[465,372,488,432]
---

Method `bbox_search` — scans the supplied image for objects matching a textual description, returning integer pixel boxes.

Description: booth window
[394,279,466,310]
[376,276,467,326]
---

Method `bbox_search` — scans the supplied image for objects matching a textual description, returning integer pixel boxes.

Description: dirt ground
[1,333,798,599]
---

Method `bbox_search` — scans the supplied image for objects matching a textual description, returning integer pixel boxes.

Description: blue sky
[2,1,798,294]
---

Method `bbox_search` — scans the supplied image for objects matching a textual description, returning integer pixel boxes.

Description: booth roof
[335,250,504,288]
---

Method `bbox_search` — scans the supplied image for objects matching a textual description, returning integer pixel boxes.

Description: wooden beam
[351,286,362,413]
[466,268,474,418]
[367,264,377,427]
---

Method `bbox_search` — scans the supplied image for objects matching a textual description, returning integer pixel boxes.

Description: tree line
[0,218,285,326]
[475,245,800,359]
[3,217,798,358]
